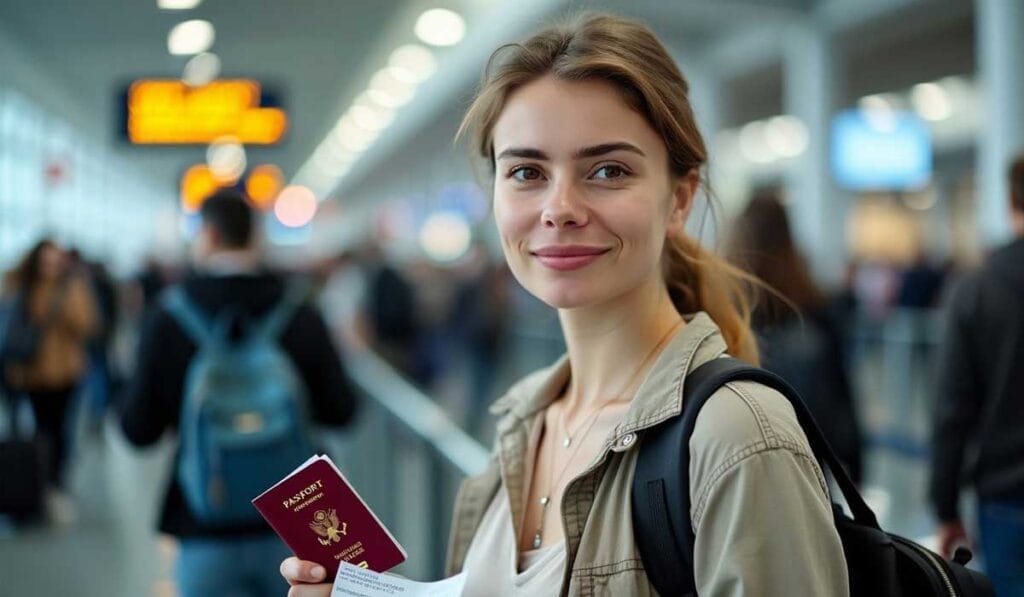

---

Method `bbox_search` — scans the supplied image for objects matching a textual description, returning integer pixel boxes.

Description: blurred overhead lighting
[182,52,221,86]
[388,44,437,83]
[180,165,221,212]
[739,121,776,164]
[415,8,465,47]
[158,0,202,9]
[911,82,952,122]
[168,19,215,55]
[245,164,284,209]
[206,136,246,182]
[275,185,318,227]
[420,211,471,262]
[763,115,809,158]
[367,67,416,108]
[350,101,395,132]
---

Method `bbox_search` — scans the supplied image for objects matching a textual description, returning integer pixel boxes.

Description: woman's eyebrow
[495,147,549,161]
[573,142,646,159]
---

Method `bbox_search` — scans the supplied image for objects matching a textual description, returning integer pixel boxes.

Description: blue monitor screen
[831,109,932,191]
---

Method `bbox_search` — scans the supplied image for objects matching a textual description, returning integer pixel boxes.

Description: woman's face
[490,75,696,310]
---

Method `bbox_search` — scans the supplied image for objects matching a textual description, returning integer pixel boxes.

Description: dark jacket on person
[756,307,863,485]
[930,238,1024,521]
[120,270,358,538]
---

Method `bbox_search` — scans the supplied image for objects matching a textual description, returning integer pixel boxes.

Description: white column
[672,50,724,246]
[783,18,845,287]
[976,0,1024,245]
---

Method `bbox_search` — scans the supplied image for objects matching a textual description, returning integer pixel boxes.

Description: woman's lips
[531,246,610,271]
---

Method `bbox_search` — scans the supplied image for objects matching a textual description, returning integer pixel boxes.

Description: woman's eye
[592,165,628,180]
[510,166,542,181]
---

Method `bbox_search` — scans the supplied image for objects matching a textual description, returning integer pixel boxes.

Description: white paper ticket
[332,562,467,597]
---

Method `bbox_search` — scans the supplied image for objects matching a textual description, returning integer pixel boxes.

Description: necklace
[527,318,683,549]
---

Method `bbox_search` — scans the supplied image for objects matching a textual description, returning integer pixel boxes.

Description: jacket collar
[488,311,729,437]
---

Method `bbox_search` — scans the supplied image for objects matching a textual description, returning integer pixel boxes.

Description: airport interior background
[0,0,1022,595]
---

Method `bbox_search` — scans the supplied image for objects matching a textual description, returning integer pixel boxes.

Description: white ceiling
[0,0,974,212]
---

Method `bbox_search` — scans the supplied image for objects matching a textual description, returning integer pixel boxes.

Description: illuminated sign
[181,163,283,212]
[831,110,932,191]
[127,79,287,144]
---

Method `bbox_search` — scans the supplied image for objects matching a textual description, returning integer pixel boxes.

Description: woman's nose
[541,182,588,229]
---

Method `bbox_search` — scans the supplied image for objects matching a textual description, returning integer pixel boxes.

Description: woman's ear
[666,170,700,236]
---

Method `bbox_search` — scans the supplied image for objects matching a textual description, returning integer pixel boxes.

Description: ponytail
[663,234,760,364]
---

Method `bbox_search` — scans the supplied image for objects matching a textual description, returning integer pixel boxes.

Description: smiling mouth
[530,246,610,271]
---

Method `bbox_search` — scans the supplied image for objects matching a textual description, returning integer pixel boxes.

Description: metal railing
[321,348,490,581]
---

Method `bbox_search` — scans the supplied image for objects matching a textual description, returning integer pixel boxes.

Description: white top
[461,489,566,597]
[462,413,566,596]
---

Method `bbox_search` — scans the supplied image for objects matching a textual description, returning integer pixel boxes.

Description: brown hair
[726,191,823,326]
[458,13,759,363]
[1011,155,1024,212]
[2,238,58,294]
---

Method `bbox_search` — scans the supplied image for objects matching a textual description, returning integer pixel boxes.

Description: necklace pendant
[532,533,542,549]
[563,437,572,448]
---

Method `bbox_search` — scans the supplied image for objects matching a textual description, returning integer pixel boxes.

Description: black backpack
[632,357,994,597]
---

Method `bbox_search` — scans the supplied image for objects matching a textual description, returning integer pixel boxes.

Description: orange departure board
[127,79,287,144]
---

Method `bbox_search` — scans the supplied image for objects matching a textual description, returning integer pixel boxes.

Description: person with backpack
[120,189,358,597]
[284,13,848,596]
[931,155,1024,596]
[1,239,97,501]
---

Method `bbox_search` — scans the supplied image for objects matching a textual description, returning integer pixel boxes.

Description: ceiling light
[763,115,809,158]
[739,121,776,164]
[158,0,202,9]
[419,211,472,262]
[911,82,952,122]
[182,52,221,86]
[274,185,318,228]
[367,67,416,108]
[414,8,465,47]
[168,19,215,55]
[350,103,394,132]
[388,45,437,83]
[206,136,246,182]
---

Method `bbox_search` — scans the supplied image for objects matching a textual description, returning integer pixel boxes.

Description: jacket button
[620,433,636,448]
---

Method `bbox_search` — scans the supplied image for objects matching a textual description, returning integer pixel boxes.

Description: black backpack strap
[632,357,878,596]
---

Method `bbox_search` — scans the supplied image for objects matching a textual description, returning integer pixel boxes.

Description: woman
[1,239,97,490]
[727,191,864,485]
[283,13,848,596]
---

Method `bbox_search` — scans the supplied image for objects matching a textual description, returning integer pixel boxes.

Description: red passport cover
[251,455,406,577]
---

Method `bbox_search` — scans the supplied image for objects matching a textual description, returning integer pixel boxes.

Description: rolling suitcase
[0,395,47,522]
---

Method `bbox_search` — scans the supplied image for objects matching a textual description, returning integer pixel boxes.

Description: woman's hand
[280,557,331,597]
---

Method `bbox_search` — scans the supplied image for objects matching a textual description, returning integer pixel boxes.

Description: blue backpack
[162,282,314,524]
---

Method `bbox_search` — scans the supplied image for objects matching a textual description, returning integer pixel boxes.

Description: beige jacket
[446,312,849,596]
[4,274,97,391]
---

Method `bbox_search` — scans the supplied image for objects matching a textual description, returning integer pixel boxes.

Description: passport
[251,454,406,577]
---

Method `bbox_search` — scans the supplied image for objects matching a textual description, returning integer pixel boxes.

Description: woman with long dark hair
[726,191,863,484]
[2,238,97,491]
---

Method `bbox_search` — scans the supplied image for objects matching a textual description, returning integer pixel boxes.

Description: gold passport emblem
[310,509,347,546]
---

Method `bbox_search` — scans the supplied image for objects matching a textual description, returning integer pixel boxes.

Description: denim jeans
[176,535,292,597]
[978,498,1024,597]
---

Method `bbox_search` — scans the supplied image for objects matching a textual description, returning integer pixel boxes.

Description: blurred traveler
[727,191,863,484]
[931,155,1024,595]
[0,239,97,495]
[360,242,420,378]
[120,189,358,597]
[451,246,510,440]
[283,13,847,596]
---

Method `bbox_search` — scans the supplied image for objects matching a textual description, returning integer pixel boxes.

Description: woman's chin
[533,286,603,311]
